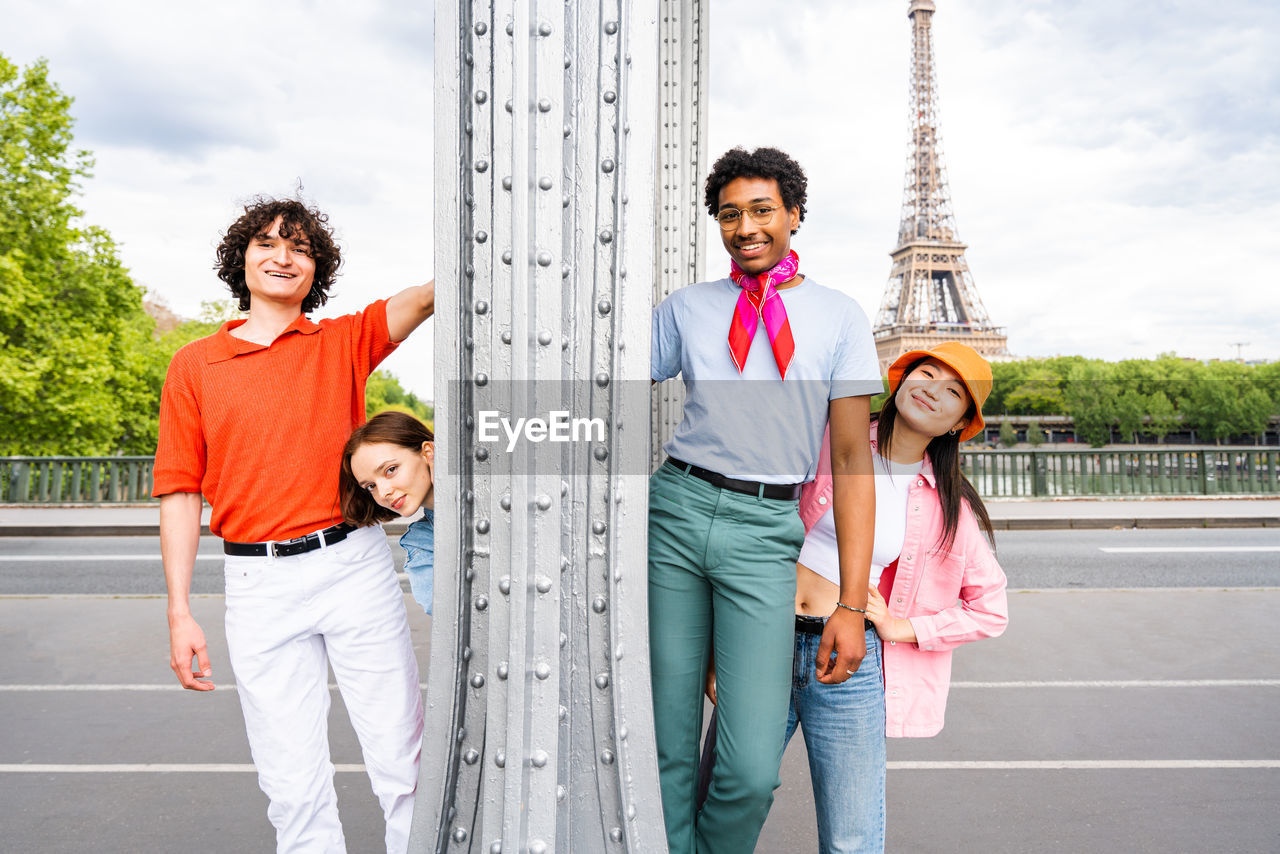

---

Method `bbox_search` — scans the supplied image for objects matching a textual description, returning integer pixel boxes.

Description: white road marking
[1099,546,1280,553]
[4,761,1277,773]
[3,680,1272,692]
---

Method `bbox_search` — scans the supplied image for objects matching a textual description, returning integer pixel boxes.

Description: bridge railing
[3,449,1278,504]
[962,448,1280,498]
[1,457,155,504]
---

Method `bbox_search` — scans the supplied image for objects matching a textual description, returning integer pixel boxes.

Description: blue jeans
[785,624,886,854]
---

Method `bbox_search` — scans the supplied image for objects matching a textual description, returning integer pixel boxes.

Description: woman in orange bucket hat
[703,341,1009,853]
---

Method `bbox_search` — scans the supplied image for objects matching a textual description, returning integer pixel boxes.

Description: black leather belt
[223,523,356,557]
[795,613,875,634]
[665,456,802,501]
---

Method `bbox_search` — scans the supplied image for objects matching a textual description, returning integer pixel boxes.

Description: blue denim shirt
[398,510,434,615]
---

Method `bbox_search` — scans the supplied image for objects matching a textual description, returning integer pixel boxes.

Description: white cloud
[707,0,1280,364]
[3,0,436,391]
[3,0,1276,404]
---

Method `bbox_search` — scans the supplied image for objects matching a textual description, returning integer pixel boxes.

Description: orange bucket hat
[886,342,993,442]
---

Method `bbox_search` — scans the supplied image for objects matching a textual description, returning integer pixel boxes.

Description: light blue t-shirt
[651,275,882,483]
[399,509,434,615]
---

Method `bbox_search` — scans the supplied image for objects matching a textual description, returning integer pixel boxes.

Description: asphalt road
[1,528,1277,595]
[2,529,1278,853]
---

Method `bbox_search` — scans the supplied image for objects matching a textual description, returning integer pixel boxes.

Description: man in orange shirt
[153,197,434,854]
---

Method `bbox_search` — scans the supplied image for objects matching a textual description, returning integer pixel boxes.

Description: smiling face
[349,440,435,517]
[241,216,316,310]
[893,358,973,441]
[717,176,801,277]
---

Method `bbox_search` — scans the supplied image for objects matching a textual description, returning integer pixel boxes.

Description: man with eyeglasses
[648,146,881,853]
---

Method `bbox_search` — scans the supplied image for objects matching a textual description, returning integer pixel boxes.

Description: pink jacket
[799,432,1009,737]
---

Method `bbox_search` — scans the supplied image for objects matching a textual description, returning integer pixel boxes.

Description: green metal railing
[1,457,156,504]
[962,448,1280,498]
[2,449,1278,503]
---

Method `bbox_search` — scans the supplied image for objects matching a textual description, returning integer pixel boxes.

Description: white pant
[223,524,423,854]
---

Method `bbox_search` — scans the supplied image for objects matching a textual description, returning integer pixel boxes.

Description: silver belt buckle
[266,541,279,558]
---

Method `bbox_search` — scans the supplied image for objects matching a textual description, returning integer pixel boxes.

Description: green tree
[1146,352,1201,409]
[365,370,434,426]
[1180,361,1272,444]
[0,54,160,455]
[987,360,1032,414]
[1004,370,1066,414]
[1253,361,1280,423]
[1026,418,1044,447]
[998,419,1017,448]
[1064,361,1116,447]
[1113,389,1147,444]
[1146,390,1179,443]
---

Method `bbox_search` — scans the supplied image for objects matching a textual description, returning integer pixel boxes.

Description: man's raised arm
[386,280,436,343]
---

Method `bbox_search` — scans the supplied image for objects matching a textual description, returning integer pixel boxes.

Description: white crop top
[797,453,924,587]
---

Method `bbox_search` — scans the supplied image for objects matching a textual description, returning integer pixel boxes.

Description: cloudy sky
[4,0,1277,399]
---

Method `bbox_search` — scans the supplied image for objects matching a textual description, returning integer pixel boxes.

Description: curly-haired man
[153,197,434,853]
[649,147,880,853]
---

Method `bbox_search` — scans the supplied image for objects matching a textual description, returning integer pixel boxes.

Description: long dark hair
[877,357,994,552]
[339,411,434,526]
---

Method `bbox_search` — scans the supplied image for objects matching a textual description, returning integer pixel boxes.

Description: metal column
[418,1,707,851]
[651,0,709,470]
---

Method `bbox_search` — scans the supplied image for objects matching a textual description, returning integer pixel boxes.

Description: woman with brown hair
[340,411,436,614]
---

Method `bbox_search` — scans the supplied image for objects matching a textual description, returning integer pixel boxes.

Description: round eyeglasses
[715,204,783,231]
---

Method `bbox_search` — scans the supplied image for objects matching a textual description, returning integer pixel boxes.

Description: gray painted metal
[650,0,709,472]
[418,1,708,851]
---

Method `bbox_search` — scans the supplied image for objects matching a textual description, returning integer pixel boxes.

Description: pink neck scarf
[727,250,799,379]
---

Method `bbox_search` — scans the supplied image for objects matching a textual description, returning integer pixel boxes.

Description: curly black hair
[215,196,341,313]
[704,147,808,234]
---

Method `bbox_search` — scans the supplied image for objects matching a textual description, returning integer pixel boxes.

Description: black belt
[223,523,356,557]
[795,613,875,634]
[665,456,802,501]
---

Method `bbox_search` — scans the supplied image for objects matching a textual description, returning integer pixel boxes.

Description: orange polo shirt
[152,300,398,542]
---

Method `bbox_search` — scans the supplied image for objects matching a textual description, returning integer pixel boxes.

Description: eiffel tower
[874,0,1008,374]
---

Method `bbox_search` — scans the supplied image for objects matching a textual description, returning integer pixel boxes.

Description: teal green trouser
[648,463,805,854]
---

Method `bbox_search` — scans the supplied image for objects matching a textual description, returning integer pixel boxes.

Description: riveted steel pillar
[650,0,709,471]
[418,1,707,851]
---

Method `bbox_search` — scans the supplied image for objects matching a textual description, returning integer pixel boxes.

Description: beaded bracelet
[835,601,867,615]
